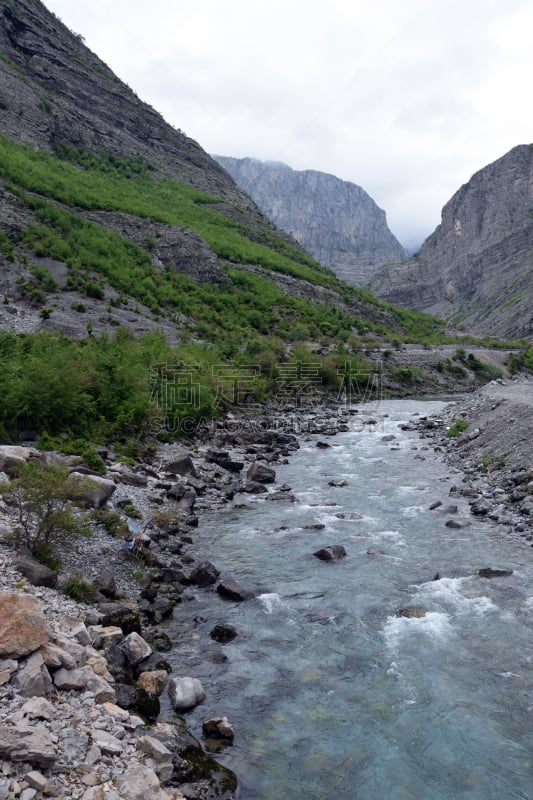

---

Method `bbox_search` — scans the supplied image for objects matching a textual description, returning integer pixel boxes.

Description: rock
[92,570,117,599]
[99,603,142,634]
[313,545,347,562]
[429,500,442,510]
[20,697,54,720]
[242,481,268,494]
[366,548,384,556]
[445,519,471,529]
[53,667,89,690]
[15,651,52,697]
[67,473,116,508]
[209,623,238,644]
[216,579,255,601]
[168,676,206,711]
[90,729,123,755]
[246,462,276,484]
[0,445,40,476]
[328,478,348,487]
[202,717,234,742]
[335,512,364,520]
[266,491,297,502]
[136,735,173,762]
[189,561,220,587]
[116,767,169,800]
[24,772,48,793]
[119,632,152,666]
[478,567,514,578]
[471,499,491,516]
[137,670,168,696]
[396,607,427,618]
[0,724,56,767]
[0,593,50,658]
[164,453,197,478]
[56,616,92,645]
[316,441,331,448]
[13,556,58,588]
[39,642,76,670]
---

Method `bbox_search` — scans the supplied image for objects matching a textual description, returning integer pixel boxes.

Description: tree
[1,461,91,566]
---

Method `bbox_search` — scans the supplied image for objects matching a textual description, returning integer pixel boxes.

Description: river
[167,399,533,800]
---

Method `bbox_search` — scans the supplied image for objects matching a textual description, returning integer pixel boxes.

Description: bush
[447,418,469,437]
[0,461,91,564]
[62,573,97,603]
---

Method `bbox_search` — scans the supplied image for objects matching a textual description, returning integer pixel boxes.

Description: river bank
[0,381,532,799]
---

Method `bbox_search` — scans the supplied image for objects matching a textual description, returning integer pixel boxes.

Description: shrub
[0,461,91,564]
[446,418,469,437]
[62,573,97,603]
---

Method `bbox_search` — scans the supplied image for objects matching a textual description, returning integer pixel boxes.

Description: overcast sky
[46,0,533,250]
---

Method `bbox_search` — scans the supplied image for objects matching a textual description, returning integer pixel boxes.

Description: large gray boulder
[13,555,58,588]
[167,676,206,711]
[67,472,116,508]
[0,724,57,767]
[246,461,276,484]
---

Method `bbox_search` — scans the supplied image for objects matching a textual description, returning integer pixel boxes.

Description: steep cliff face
[0,0,249,205]
[367,145,533,338]
[215,157,406,286]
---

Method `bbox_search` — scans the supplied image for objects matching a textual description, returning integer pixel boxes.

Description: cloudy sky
[46,0,533,250]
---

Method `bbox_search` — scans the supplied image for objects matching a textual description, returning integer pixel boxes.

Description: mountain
[367,145,533,339]
[214,157,407,286]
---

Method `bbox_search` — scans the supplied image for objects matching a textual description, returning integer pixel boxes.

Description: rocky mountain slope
[214,157,407,286]
[367,145,533,339]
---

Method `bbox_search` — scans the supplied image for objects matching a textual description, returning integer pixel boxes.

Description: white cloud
[45,0,533,248]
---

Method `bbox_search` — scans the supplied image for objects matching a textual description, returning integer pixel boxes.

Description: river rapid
[167,399,533,800]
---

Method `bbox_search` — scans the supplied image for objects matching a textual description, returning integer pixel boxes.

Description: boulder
[53,667,89,691]
[13,556,58,588]
[246,462,276,484]
[209,623,238,644]
[0,445,40,476]
[0,593,50,658]
[0,724,56,767]
[202,716,234,742]
[313,545,347,562]
[471,499,491,516]
[99,603,142,634]
[67,472,116,509]
[137,669,168,696]
[56,616,92,645]
[328,478,348,487]
[167,676,206,711]
[216,579,255,601]
[478,567,513,578]
[316,441,331,449]
[92,570,117,599]
[242,481,268,494]
[14,651,52,696]
[164,452,197,478]
[396,607,427,618]
[189,561,220,587]
[115,767,169,800]
[119,632,152,666]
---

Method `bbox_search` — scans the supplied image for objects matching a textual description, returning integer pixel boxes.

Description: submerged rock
[216,579,255,601]
[396,607,427,618]
[478,567,513,578]
[313,545,347,562]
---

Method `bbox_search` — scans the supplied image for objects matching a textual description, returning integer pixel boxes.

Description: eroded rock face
[215,157,407,285]
[0,593,50,658]
[367,144,533,338]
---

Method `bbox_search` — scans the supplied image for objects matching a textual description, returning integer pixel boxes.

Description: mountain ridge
[214,156,407,286]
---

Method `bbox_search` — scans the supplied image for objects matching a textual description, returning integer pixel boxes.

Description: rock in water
[167,676,206,711]
[202,716,235,742]
[478,567,513,578]
[216,579,255,601]
[313,545,347,562]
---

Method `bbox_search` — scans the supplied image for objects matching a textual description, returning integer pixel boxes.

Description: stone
[53,667,89,690]
[92,570,117,599]
[396,607,427,618]
[167,676,206,711]
[56,616,92,645]
[478,567,513,578]
[15,651,52,697]
[201,717,234,742]
[429,500,442,510]
[90,729,123,755]
[136,735,173,762]
[119,632,152,666]
[115,767,168,800]
[216,579,255,601]
[328,478,348,487]
[24,772,48,793]
[0,593,50,658]
[189,561,220,587]
[0,446,39,476]
[20,697,54,720]
[0,724,56,767]
[209,623,238,644]
[313,545,347,562]
[67,472,116,509]
[242,481,268,494]
[39,642,77,670]
[164,453,197,477]
[59,729,89,766]
[471,499,491,516]
[137,670,168,696]
[316,441,331,448]
[49,632,87,666]
[99,603,142,634]
[246,461,276,484]
[89,625,124,649]
[13,556,58,589]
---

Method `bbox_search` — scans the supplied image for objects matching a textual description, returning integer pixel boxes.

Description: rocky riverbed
[0,384,531,800]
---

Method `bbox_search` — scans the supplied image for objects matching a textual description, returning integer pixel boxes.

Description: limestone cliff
[367,145,533,339]
[215,157,406,286]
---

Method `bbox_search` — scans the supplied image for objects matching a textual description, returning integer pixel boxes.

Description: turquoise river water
[167,399,533,800]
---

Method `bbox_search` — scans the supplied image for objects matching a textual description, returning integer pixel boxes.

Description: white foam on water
[383,611,453,652]
[402,504,427,517]
[258,593,285,614]
[416,577,497,616]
